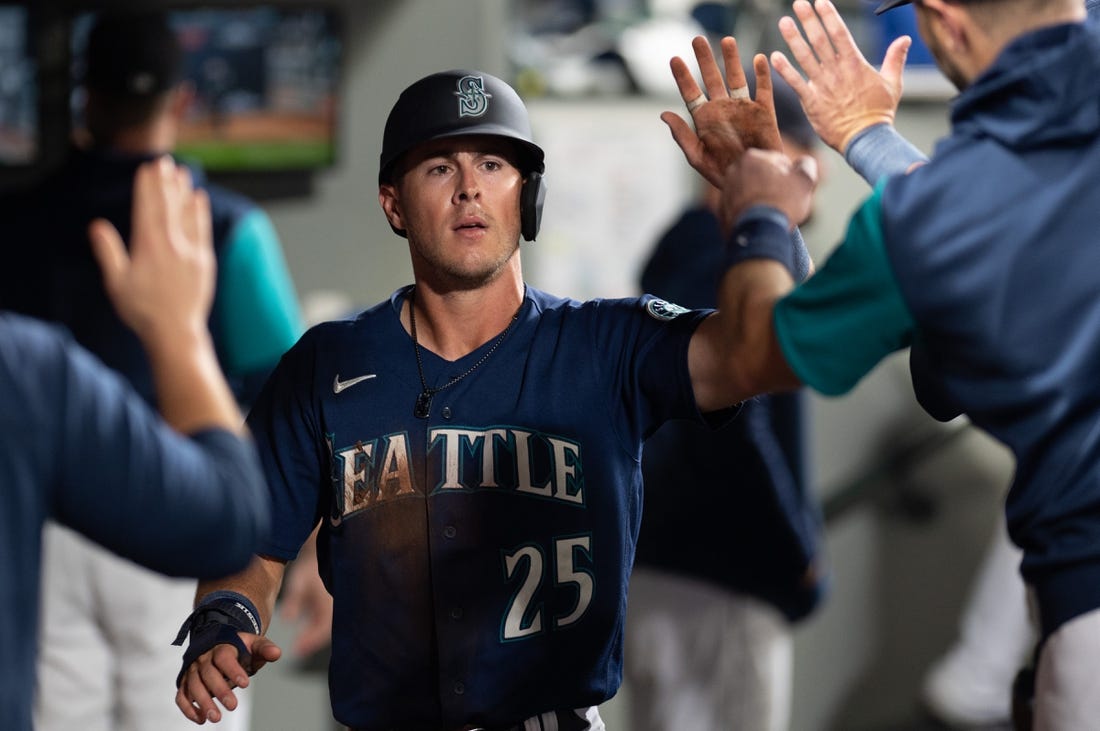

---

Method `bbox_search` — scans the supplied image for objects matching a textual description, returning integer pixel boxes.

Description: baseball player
[624,72,827,731]
[1,158,270,731]
[172,60,812,729]
[759,1,1100,727]
[661,0,1100,728]
[0,13,303,731]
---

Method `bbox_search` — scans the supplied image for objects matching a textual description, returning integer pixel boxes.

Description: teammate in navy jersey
[1,158,270,731]
[0,13,303,731]
[625,72,826,731]
[756,0,1100,725]
[172,54,816,729]
[665,0,1100,727]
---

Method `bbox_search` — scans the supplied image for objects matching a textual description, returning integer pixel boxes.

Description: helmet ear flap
[520,172,545,242]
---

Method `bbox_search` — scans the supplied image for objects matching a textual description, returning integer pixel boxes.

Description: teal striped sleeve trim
[773,182,916,396]
[214,209,305,376]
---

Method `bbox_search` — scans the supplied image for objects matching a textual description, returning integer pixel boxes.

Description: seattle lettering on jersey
[328,426,584,522]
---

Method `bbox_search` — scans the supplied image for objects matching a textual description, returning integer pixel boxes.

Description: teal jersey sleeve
[773,183,916,396]
[214,209,305,376]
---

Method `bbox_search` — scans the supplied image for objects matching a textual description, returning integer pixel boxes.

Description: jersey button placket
[441,406,452,419]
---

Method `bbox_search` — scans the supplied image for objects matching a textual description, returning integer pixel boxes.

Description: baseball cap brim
[875,0,916,14]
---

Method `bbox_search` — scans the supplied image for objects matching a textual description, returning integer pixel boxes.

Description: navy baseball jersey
[247,285,714,729]
[0,313,270,731]
[772,21,1100,640]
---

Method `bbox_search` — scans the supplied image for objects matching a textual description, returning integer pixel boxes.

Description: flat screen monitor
[71,7,342,173]
[0,5,38,166]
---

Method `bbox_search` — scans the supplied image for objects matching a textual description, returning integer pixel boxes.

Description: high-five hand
[663,36,784,189]
[770,0,911,154]
[89,156,215,344]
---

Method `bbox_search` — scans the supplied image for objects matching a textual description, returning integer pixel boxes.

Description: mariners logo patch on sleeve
[645,298,689,321]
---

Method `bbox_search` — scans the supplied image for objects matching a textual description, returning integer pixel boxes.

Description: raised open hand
[662,36,784,189]
[771,0,911,153]
[89,157,214,344]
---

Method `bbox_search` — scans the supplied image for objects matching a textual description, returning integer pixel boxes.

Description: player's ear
[919,0,968,51]
[379,184,405,232]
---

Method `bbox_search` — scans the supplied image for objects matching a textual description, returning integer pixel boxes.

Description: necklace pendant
[414,390,433,419]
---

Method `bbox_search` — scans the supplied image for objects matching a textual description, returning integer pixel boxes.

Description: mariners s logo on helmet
[455,75,492,118]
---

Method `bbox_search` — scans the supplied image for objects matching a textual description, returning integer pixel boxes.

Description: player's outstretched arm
[689,150,818,411]
[662,35,784,189]
[660,32,817,410]
[771,0,910,154]
[175,556,286,725]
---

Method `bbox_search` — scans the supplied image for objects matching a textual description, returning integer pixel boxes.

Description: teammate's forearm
[718,209,804,390]
[144,326,246,436]
[692,211,803,410]
[844,123,928,186]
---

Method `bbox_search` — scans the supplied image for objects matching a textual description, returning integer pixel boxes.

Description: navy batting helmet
[379,70,546,241]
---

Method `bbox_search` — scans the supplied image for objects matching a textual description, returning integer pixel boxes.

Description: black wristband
[175,623,252,688]
[723,208,798,279]
[173,591,262,687]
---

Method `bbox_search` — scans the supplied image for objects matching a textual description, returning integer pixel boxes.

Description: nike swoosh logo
[333,373,376,394]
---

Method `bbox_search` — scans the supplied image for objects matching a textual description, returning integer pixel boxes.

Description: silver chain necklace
[408,288,522,419]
